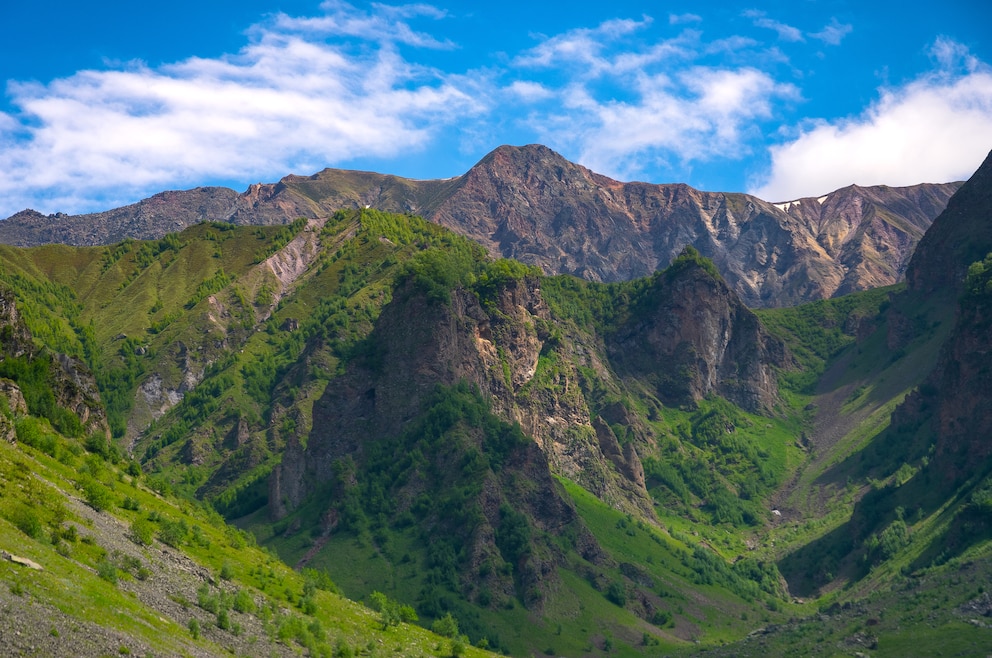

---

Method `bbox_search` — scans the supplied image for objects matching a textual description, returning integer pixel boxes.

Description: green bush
[80,476,113,512]
[10,505,42,539]
[129,518,155,546]
[96,559,118,584]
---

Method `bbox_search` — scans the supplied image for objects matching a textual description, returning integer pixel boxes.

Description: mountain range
[0,145,990,656]
[0,144,960,308]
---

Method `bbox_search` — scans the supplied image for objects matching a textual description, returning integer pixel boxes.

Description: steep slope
[0,145,959,307]
[769,149,992,600]
[895,150,992,479]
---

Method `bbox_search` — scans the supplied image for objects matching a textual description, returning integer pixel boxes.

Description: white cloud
[505,80,554,102]
[809,18,853,46]
[530,68,797,181]
[743,10,803,43]
[271,0,454,48]
[514,17,697,76]
[0,3,481,216]
[669,13,702,25]
[749,40,992,201]
[510,16,798,182]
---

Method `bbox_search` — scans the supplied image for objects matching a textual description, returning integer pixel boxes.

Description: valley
[0,147,991,656]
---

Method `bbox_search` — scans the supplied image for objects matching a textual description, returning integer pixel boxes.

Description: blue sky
[1,0,990,217]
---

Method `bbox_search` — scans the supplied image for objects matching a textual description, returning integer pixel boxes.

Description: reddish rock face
[0,145,959,308]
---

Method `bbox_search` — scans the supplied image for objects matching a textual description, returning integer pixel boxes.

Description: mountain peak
[0,144,963,307]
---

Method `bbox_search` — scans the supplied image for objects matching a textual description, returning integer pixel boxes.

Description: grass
[0,429,496,657]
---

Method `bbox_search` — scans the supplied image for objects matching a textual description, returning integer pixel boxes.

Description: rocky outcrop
[271,276,643,514]
[0,286,109,440]
[0,188,240,247]
[609,253,791,413]
[50,352,111,439]
[0,287,34,358]
[0,146,959,308]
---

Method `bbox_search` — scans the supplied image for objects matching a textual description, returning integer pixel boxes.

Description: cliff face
[906,150,992,294]
[889,150,992,483]
[272,247,790,515]
[271,277,629,514]
[0,287,110,440]
[0,145,959,308]
[609,256,790,413]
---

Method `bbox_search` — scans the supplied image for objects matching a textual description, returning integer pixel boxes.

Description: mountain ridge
[0,144,961,308]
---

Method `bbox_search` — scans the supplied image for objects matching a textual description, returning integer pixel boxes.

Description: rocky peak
[887,150,992,483]
[0,286,109,440]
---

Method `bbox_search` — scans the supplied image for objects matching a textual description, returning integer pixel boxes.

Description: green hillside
[2,208,992,656]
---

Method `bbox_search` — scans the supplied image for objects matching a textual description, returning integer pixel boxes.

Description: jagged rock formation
[271,276,638,514]
[0,146,959,308]
[270,243,792,592]
[906,149,992,295]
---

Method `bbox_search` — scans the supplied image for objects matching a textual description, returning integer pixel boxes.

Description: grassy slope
[0,421,493,657]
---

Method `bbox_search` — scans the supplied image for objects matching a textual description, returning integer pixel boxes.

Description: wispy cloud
[669,13,702,25]
[743,10,804,43]
[0,3,480,215]
[270,0,455,48]
[510,18,798,181]
[749,38,992,200]
[809,18,853,46]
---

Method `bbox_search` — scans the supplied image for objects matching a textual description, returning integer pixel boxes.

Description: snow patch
[773,200,800,212]
[817,195,828,204]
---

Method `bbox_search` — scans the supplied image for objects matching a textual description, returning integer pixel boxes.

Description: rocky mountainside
[896,149,992,479]
[0,145,959,308]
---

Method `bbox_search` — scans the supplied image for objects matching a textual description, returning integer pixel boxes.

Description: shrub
[97,559,118,584]
[432,612,459,638]
[158,518,188,547]
[606,581,627,607]
[130,518,155,546]
[80,477,113,512]
[233,589,256,614]
[10,505,42,539]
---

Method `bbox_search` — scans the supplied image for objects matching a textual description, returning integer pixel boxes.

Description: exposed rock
[609,255,791,412]
[0,287,109,439]
[0,378,28,416]
[50,353,111,438]
[906,149,992,294]
[889,149,992,482]
[0,287,34,358]
[1,551,43,571]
